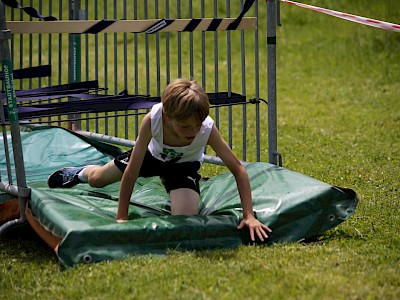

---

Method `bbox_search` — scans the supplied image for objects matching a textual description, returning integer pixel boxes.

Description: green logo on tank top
[161,148,183,162]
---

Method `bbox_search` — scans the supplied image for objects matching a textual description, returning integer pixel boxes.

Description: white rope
[281,0,400,33]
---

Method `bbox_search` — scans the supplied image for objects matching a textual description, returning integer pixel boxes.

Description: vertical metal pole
[47,0,53,125]
[177,0,182,78]
[113,0,118,137]
[134,0,139,138]
[28,0,33,91]
[240,0,247,161]
[165,0,170,84]
[68,0,82,130]
[226,0,233,148]
[94,0,99,133]
[255,0,261,161]
[213,0,219,128]
[57,0,63,126]
[201,0,206,89]
[84,0,89,131]
[0,4,13,184]
[189,0,194,79]
[123,0,129,139]
[266,0,279,165]
[155,0,161,94]
[0,2,30,233]
[103,0,109,134]
[144,0,150,95]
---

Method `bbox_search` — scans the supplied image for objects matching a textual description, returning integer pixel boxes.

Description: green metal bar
[68,0,82,130]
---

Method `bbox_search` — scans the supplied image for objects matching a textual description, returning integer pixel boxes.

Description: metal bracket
[0,29,12,40]
[275,151,283,167]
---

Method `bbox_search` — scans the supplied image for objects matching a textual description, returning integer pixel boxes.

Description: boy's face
[170,116,203,142]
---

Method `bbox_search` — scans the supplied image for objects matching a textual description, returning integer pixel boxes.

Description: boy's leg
[85,160,123,188]
[48,165,90,188]
[170,188,200,215]
[48,150,132,188]
[48,160,123,188]
[160,161,202,215]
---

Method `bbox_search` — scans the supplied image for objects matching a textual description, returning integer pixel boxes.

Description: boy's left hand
[237,215,272,242]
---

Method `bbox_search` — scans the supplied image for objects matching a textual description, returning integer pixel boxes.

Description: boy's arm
[208,125,272,241]
[117,113,152,221]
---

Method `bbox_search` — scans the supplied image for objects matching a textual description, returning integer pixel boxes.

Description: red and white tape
[281,0,400,33]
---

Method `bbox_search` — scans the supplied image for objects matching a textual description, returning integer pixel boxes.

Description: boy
[48,79,272,242]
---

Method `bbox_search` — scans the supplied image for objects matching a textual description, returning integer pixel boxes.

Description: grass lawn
[1,0,399,299]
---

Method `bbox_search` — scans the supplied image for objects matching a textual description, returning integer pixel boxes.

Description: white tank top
[148,103,214,163]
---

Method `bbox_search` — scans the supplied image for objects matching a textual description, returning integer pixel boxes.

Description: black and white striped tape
[1,0,57,21]
[3,0,256,34]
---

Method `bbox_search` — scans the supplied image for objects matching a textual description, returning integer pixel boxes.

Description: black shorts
[114,149,201,194]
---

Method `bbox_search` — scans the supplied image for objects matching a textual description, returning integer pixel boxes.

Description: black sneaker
[47,166,85,188]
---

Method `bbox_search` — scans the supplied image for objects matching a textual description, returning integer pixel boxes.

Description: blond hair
[161,78,209,123]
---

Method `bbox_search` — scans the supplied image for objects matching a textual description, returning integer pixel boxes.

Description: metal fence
[2,0,279,162]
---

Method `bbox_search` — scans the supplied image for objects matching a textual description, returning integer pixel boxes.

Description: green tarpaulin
[1,126,358,268]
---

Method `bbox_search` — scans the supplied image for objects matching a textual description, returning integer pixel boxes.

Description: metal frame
[0,1,30,233]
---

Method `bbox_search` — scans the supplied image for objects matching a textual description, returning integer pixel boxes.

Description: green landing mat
[1,125,358,268]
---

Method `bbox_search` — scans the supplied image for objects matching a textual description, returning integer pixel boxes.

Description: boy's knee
[87,166,122,188]
[88,174,107,188]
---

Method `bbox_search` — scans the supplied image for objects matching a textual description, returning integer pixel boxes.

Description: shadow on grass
[301,228,367,244]
[194,249,240,261]
[0,223,58,265]
[167,247,239,261]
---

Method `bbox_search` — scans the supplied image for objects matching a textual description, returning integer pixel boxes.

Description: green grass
[1,0,400,299]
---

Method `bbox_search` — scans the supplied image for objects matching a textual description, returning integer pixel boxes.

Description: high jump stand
[0,1,30,234]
